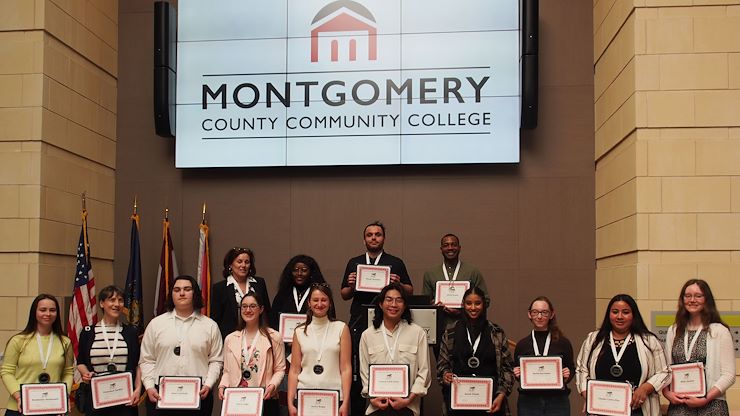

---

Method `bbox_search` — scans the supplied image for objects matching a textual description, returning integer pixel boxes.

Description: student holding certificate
[211,247,271,339]
[77,285,142,415]
[218,292,286,415]
[0,294,74,415]
[287,283,352,416]
[139,275,224,416]
[576,294,670,416]
[662,279,736,416]
[438,287,515,416]
[360,283,431,416]
[513,296,574,416]
[269,255,326,329]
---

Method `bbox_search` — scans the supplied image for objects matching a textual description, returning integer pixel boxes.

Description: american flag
[197,221,211,315]
[67,209,97,355]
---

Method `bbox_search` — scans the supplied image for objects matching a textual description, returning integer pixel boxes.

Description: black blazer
[210,277,271,339]
[77,323,140,376]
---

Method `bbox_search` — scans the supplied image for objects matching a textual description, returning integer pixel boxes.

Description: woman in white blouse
[662,279,736,416]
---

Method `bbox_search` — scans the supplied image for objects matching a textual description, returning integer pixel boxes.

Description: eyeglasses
[528,310,551,317]
[240,304,260,310]
[293,267,309,274]
[232,247,249,253]
[683,294,705,301]
[384,297,405,305]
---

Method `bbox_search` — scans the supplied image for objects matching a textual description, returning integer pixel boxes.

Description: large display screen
[175,0,521,167]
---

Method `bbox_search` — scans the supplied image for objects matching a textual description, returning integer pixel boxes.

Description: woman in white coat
[662,279,735,415]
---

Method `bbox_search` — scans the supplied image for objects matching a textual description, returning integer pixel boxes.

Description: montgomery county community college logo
[310,0,377,63]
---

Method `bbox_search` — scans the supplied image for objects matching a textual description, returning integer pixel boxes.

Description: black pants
[145,389,213,416]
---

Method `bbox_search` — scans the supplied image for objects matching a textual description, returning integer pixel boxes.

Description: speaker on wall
[520,0,538,130]
[154,1,177,137]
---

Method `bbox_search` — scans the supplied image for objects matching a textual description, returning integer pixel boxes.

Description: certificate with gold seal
[279,313,307,342]
[297,389,339,416]
[368,364,410,398]
[435,281,471,308]
[20,383,68,416]
[157,376,201,409]
[356,265,391,293]
[91,371,134,409]
[450,377,493,410]
[519,356,564,390]
[586,380,632,416]
[670,362,706,397]
[221,387,264,416]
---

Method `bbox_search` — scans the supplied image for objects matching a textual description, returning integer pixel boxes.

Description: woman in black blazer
[211,247,271,339]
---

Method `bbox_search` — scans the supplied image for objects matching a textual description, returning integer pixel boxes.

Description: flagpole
[133,195,138,216]
[202,201,207,225]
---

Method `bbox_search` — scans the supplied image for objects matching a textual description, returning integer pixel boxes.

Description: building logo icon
[310,0,377,63]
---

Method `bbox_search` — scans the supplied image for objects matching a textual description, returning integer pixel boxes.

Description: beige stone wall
[595,0,740,408]
[0,0,117,406]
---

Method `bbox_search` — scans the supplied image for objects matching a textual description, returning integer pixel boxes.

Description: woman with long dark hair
[662,279,735,415]
[269,254,326,330]
[438,287,514,416]
[576,294,670,416]
[218,292,285,415]
[513,296,574,416]
[77,285,142,415]
[360,283,430,416]
[211,247,271,339]
[287,284,351,416]
[0,294,74,415]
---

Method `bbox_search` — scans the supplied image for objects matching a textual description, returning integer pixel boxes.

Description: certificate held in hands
[279,313,307,342]
[450,377,493,410]
[20,383,68,416]
[435,281,470,308]
[356,265,391,293]
[368,364,410,398]
[586,380,632,416]
[670,362,706,397]
[221,387,264,416]
[157,376,201,410]
[297,389,340,416]
[519,356,564,390]
[91,371,134,409]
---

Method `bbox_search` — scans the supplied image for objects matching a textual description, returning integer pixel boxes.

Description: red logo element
[311,1,377,62]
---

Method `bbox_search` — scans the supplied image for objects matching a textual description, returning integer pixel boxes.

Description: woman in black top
[77,285,142,416]
[268,254,326,329]
[438,287,514,416]
[513,296,574,416]
[211,247,271,339]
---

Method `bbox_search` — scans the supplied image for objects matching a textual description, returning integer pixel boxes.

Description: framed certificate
[368,364,410,398]
[221,387,264,416]
[519,356,564,390]
[356,265,391,293]
[586,380,632,416]
[297,389,340,416]
[20,383,68,415]
[91,371,134,409]
[671,362,707,397]
[450,377,493,410]
[279,313,307,342]
[157,376,201,409]
[434,281,471,308]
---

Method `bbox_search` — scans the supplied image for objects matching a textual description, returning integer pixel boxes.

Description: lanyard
[315,323,331,363]
[684,328,703,361]
[36,333,54,370]
[466,328,482,356]
[293,287,310,312]
[382,322,402,362]
[531,330,551,356]
[241,330,259,368]
[100,321,121,362]
[609,332,632,366]
[365,252,382,265]
[176,315,196,348]
[442,261,461,281]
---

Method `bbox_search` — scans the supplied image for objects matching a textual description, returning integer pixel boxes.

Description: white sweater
[665,323,736,398]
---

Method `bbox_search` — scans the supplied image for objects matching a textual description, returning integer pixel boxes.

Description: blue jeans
[517,393,570,416]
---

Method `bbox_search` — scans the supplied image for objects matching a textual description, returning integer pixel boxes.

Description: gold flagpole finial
[165,207,169,221]
[202,202,207,224]
[133,195,138,215]
[81,191,87,211]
